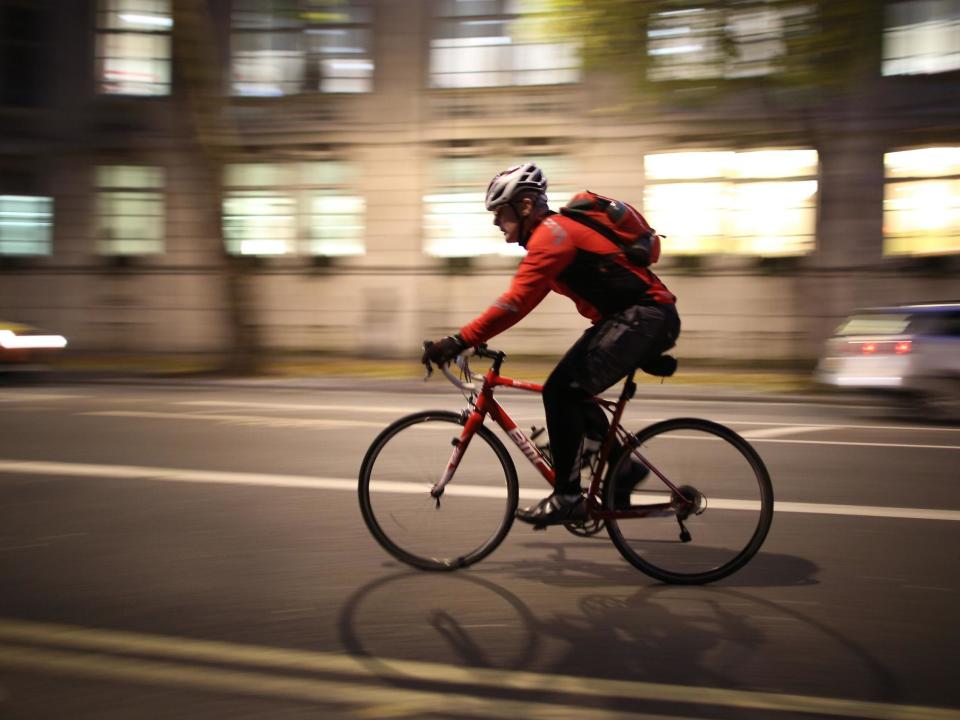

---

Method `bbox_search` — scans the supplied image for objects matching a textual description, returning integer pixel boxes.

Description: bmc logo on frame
[507,427,540,463]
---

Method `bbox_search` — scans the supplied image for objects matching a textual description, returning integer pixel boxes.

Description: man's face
[492,200,528,244]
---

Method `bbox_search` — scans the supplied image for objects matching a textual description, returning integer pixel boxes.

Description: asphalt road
[0,379,958,720]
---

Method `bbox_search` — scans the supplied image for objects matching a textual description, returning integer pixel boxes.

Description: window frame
[883,0,960,77]
[430,0,580,89]
[94,164,166,257]
[230,0,374,97]
[642,148,819,257]
[95,0,173,97]
[0,194,54,257]
[222,160,365,258]
[883,146,960,257]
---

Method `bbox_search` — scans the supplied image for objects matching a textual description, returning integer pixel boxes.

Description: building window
[431,0,579,88]
[95,165,165,255]
[0,196,53,256]
[96,0,172,96]
[884,147,960,256]
[231,0,374,96]
[424,155,574,257]
[647,3,813,82]
[223,161,364,256]
[643,149,818,256]
[884,0,960,76]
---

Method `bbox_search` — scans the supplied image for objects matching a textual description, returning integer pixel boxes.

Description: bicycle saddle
[639,354,678,377]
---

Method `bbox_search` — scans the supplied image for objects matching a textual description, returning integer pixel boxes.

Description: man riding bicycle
[423,163,680,527]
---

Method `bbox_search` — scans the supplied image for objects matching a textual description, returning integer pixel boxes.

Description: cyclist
[422,162,680,527]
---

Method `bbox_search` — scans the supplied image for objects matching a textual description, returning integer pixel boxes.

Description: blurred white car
[0,319,68,370]
[817,302,960,417]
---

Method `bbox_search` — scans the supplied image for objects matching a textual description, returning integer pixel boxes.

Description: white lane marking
[740,425,834,439]
[0,459,358,491]
[660,434,960,451]
[1,618,958,720]
[76,411,960,450]
[749,437,960,451]
[177,401,440,414]
[181,400,960,434]
[80,411,387,429]
[0,393,86,403]
[0,643,684,720]
[1,459,959,522]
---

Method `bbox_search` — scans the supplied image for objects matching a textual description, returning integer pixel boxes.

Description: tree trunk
[171,0,262,374]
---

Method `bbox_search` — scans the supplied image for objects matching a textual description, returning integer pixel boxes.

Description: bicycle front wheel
[606,418,773,584]
[359,411,519,571]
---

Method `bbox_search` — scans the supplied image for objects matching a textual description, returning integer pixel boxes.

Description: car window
[930,311,960,337]
[835,314,912,336]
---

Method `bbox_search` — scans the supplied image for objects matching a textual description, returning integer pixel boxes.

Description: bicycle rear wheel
[359,410,519,571]
[605,418,773,584]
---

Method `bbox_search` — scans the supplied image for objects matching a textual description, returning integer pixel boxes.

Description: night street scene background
[0,1,959,719]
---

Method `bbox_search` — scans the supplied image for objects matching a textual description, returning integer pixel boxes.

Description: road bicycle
[358,346,773,584]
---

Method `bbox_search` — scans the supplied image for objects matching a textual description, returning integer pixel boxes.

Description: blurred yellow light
[885,147,960,178]
[645,152,733,180]
[0,330,67,350]
[731,150,818,178]
[883,177,960,255]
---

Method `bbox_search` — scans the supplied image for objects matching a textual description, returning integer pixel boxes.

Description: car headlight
[0,329,68,350]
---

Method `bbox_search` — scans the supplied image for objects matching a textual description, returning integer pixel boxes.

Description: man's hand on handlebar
[421,333,468,370]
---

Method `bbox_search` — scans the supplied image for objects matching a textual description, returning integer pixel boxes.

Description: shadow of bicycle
[336,567,897,710]
[483,537,820,588]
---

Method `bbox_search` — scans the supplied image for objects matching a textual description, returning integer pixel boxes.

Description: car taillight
[843,339,911,355]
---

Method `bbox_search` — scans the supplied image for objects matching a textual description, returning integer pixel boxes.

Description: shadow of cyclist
[483,538,820,588]
[336,566,895,708]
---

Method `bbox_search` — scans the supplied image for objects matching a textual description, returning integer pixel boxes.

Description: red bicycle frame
[429,351,691,520]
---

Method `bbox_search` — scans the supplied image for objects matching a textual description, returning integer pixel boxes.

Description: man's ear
[520,196,534,217]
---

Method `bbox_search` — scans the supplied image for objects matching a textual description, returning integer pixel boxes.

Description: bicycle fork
[429,410,480,506]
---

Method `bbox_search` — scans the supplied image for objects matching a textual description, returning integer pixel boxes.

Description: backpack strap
[559,206,631,252]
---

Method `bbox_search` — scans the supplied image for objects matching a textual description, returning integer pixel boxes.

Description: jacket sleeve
[459,218,576,346]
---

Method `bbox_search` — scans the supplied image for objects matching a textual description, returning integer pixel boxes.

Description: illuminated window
[647,3,813,81]
[884,147,960,256]
[95,165,165,255]
[884,0,960,76]
[0,196,53,256]
[231,0,373,96]
[223,161,364,256]
[643,150,818,256]
[96,0,172,96]
[424,155,574,257]
[431,0,579,88]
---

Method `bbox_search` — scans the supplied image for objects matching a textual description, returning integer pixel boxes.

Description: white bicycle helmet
[484,163,548,211]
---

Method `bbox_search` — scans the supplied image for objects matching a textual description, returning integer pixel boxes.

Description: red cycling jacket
[459,212,676,346]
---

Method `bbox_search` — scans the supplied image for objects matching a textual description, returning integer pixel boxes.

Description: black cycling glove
[421,334,468,366]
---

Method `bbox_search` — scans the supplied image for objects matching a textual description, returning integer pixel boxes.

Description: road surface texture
[0,377,957,719]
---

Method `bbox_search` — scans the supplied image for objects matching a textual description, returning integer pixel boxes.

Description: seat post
[620,370,638,403]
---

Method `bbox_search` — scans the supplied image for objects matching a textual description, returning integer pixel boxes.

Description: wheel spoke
[359,412,518,571]
[605,419,773,584]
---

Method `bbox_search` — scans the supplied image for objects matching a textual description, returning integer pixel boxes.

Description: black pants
[543,303,680,495]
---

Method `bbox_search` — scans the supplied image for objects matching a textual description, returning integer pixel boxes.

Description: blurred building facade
[1,0,958,364]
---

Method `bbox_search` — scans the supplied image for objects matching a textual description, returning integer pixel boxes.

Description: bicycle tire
[605,418,773,584]
[358,410,519,571]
